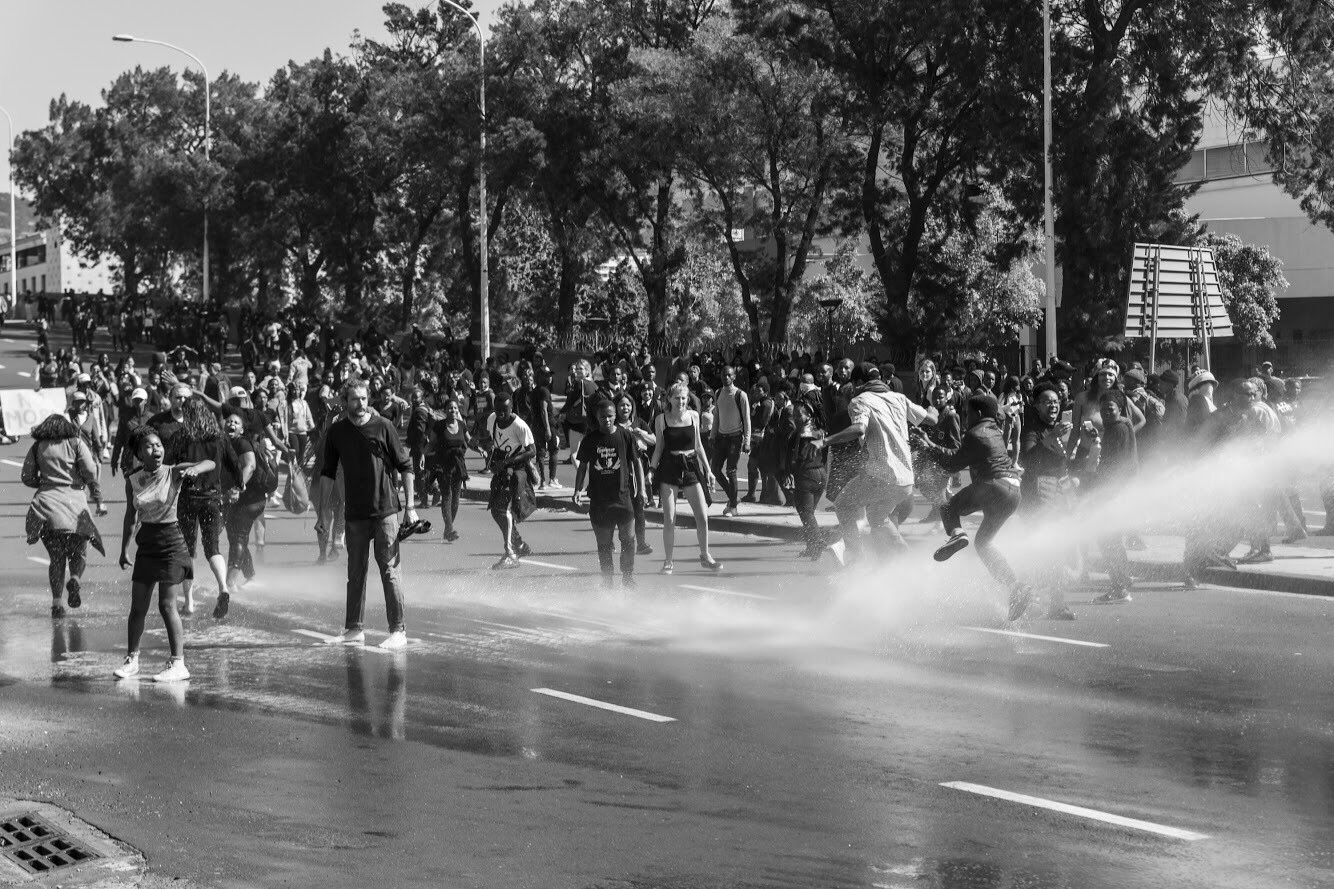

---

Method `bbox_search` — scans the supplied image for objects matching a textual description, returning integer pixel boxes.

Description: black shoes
[636,542,654,556]
[66,577,81,609]
[213,592,230,620]
[1045,605,1076,621]
[1093,590,1132,604]
[396,519,432,542]
[934,532,970,562]
[516,541,533,558]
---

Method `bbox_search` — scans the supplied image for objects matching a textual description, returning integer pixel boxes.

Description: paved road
[2,324,1333,887]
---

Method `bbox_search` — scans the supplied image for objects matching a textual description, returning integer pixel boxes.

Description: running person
[113,428,216,682]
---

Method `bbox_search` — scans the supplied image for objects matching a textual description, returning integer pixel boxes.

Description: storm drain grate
[0,812,100,874]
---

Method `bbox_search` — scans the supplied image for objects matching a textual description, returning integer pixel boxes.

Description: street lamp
[435,0,490,360]
[113,34,211,306]
[0,105,15,322]
[817,296,843,358]
[1041,0,1057,360]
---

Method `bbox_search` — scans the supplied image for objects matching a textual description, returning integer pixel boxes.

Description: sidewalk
[456,470,1334,598]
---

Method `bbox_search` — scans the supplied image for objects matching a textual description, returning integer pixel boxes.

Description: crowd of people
[13,309,1326,680]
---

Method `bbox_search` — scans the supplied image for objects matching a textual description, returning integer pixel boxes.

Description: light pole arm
[120,37,210,157]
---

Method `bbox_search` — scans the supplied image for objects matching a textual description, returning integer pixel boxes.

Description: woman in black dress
[113,428,216,683]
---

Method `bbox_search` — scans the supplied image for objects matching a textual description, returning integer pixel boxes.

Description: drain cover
[0,812,100,875]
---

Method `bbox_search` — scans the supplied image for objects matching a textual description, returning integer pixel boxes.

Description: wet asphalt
[0,451,1332,888]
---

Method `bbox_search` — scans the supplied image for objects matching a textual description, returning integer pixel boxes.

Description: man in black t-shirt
[319,380,418,650]
[573,401,645,588]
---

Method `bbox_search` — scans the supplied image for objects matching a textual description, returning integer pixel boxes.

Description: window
[40,274,45,292]
[1175,140,1277,184]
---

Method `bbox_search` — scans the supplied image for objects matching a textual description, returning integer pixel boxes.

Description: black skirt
[133,521,194,585]
[655,452,702,489]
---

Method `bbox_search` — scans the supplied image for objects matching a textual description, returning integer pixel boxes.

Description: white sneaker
[327,629,366,645]
[378,631,408,650]
[113,653,139,679]
[547,479,563,489]
[153,657,190,682]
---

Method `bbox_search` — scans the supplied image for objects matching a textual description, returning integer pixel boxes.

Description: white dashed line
[962,627,1108,648]
[2,459,24,468]
[292,629,337,642]
[27,556,50,566]
[470,618,540,634]
[679,583,775,601]
[940,782,1209,841]
[532,688,676,722]
[520,558,577,571]
[17,371,30,378]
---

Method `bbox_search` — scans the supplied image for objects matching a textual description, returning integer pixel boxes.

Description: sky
[0,0,501,198]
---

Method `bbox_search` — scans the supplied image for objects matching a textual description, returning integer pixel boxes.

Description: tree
[787,241,883,351]
[1203,231,1284,348]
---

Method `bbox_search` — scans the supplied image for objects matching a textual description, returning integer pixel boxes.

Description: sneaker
[741,493,757,503]
[378,630,408,650]
[536,483,547,492]
[516,541,533,557]
[622,574,637,589]
[1092,591,1132,604]
[51,603,66,618]
[113,653,140,679]
[933,532,970,563]
[153,657,190,682]
[327,628,366,645]
[329,546,343,560]
[699,556,723,572]
[212,591,230,620]
[1008,584,1034,622]
[636,543,654,556]
[721,505,737,517]
[1281,531,1308,544]
[547,479,563,489]
[1238,550,1274,564]
[1045,605,1077,621]
[443,529,460,542]
[492,555,519,570]
[66,577,81,609]
[660,561,673,575]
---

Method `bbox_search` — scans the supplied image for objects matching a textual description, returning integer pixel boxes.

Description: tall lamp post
[0,105,15,321]
[1042,0,1057,360]
[436,0,490,359]
[113,34,211,306]
[818,296,844,358]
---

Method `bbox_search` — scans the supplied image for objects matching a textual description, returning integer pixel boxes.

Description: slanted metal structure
[1125,243,1234,371]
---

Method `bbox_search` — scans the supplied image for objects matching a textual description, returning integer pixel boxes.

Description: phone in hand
[1060,409,1072,426]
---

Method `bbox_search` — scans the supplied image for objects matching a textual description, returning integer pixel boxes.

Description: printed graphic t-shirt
[576,427,636,524]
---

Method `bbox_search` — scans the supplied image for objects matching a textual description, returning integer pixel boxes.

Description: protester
[649,381,722,574]
[574,400,647,588]
[486,391,537,569]
[171,397,234,617]
[428,398,473,542]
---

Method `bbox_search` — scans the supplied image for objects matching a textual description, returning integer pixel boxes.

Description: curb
[458,485,1334,597]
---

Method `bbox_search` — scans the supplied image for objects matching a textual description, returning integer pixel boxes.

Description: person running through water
[113,428,216,682]
[23,411,107,617]
[915,394,1033,621]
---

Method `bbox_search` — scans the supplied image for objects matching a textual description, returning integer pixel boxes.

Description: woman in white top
[648,381,722,574]
[113,428,215,683]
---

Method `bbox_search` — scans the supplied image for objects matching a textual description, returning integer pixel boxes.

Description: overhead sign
[0,387,68,437]
[1125,243,1233,339]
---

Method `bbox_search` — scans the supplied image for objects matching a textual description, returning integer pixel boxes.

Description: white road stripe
[679,583,775,601]
[17,371,30,378]
[0,364,6,369]
[962,627,1108,648]
[532,687,676,723]
[941,782,1209,841]
[2,459,25,468]
[292,628,337,642]
[2,338,13,343]
[520,558,577,571]
[471,618,540,634]
[27,556,50,566]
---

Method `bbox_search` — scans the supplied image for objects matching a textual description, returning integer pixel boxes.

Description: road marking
[520,558,577,571]
[531,687,676,723]
[2,338,12,343]
[292,628,337,642]
[0,364,6,369]
[471,618,539,634]
[679,583,775,601]
[17,371,30,378]
[27,556,50,566]
[962,627,1108,648]
[2,459,24,468]
[940,782,1209,841]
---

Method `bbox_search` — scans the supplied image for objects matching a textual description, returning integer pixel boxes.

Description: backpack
[250,438,281,496]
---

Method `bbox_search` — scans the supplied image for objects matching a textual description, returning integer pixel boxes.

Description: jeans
[941,478,1021,587]
[793,489,822,550]
[344,514,405,633]
[533,435,549,485]
[834,474,912,562]
[711,433,743,507]
[225,498,266,580]
[439,474,462,534]
[593,517,635,576]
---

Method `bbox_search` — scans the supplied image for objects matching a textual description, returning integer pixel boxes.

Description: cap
[1260,360,1274,369]
[1186,371,1217,393]
[1161,369,1180,386]
[229,386,249,399]
[76,372,91,383]
[69,391,90,404]
[1124,368,1147,388]
[130,387,148,402]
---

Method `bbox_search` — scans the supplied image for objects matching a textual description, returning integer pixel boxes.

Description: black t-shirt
[576,427,636,525]
[171,434,230,498]
[148,410,183,447]
[320,415,412,520]
[224,435,267,504]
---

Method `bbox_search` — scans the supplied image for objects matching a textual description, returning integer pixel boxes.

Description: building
[1176,100,1334,374]
[0,225,117,318]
